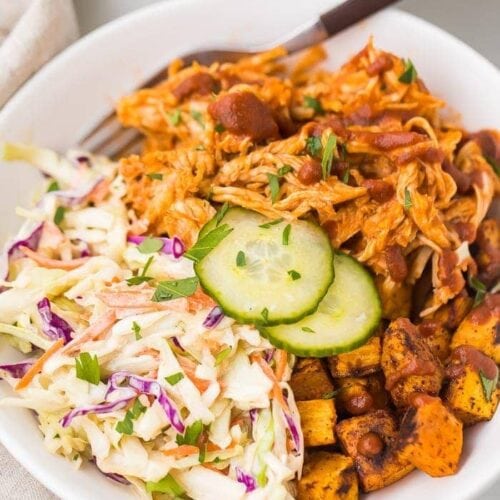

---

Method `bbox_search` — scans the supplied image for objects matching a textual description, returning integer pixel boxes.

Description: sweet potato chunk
[381,318,444,407]
[450,306,500,363]
[297,399,337,447]
[335,376,389,416]
[328,336,381,378]
[398,397,463,476]
[444,364,499,425]
[290,358,334,401]
[336,410,414,492]
[417,321,451,362]
[298,452,358,500]
[430,290,473,330]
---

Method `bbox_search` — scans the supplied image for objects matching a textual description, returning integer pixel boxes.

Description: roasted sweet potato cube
[328,336,381,378]
[298,452,358,500]
[381,318,444,407]
[430,290,473,330]
[417,321,451,362]
[450,305,500,363]
[398,397,463,477]
[290,358,334,401]
[297,399,336,447]
[336,410,414,492]
[444,363,499,425]
[335,376,389,416]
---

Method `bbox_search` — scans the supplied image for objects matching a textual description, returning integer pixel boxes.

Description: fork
[79,0,399,158]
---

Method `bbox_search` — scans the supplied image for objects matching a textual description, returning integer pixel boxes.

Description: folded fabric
[0,0,78,108]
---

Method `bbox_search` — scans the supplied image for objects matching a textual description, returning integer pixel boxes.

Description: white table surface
[1,0,498,498]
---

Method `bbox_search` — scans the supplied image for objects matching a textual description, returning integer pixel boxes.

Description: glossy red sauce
[172,73,218,101]
[385,357,437,390]
[354,131,426,150]
[385,244,408,282]
[208,91,279,141]
[362,179,395,203]
[448,345,498,380]
[442,159,471,194]
[417,320,440,338]
[470,293,500,325]
[409,392,440,408]
[357,432,384,457]
[472,129,500,162]
[453,221,476,243]
[366,54,394,76]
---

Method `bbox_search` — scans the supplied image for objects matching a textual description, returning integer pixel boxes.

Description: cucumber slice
[259,253,381,357]
[194,208,334,325]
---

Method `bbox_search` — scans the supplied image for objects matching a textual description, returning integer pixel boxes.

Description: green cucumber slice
[259,253,381,357]
[194,208,334,325]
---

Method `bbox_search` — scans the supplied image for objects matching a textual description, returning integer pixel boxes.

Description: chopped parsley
[184,224,233,262]
[75,352,100,385]
[261,307,269,323]
[47,180,60,193]
[214,123,225,133]
[116,398,146,435]
[468,275,487,307]
[152,276,199,302]
[306,136,322,157]
[277,165,293,177]
[165,372,184,385]
[302,326,315,333]
[321,134,337,180]
[403,187,412,210]
[282,224,291,245]
[399,59,418,84]
[342,168,350,184]
[304,95,324,115]
[169,109,182,126]
[146,172,163,180]
[215,202,229,226]
[132,321,142,340]
[137,236,164,254]
[53,206,65,226]
[267,173,280,203]
[322,389,341,399]
[288,269,301,280]
[479,369,499,402]
[176,420,204,446]
[191,110,205,128]
[126,256,154,286]
[259,218,283,229]
[236,250,246,267]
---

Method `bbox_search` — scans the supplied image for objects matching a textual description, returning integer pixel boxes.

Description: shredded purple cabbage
[91,458,130,485]
[37,298,73,344]
[60,398,133,427]
[249,408,259,424]
[0,359,36,379]
[0,223,44,282]
[171,336,185,351]
[106,372,185,433]
[202,306,224,329]
[263,349,275,363]
[235,467,257,492]
[51,177,103,207]
[127,235,185,258]
[284,411,301,452]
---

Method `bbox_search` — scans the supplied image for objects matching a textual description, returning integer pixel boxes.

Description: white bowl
[0,0,498,498]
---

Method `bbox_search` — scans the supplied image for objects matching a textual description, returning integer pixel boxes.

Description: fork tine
[110,133,144,160]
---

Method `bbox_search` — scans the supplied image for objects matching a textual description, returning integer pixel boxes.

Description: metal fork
[79,0,399,158]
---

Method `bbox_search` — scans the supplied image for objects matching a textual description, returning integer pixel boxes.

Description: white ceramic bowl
[0,0,499,498]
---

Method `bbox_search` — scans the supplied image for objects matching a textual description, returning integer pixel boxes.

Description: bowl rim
[0,1,498,499]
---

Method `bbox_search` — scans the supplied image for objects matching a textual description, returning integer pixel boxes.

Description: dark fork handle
[320,0,399,36]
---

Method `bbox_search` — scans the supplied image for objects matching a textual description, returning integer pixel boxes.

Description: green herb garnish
[132,321,142,340]
[116,398,146,435]
[261,308,269,323]
[322,389,341,399]
[302,326,315,333]
[479,369,499,402]
[169,109,182,126]
[146,172,163,180]
[288,269,301,280]
[485,156,500,177]
[215,347,232,366]
[215,202,229,226]
[75,352,100,385]
[259,218,284,229]
[306,136,322,157]
[282,224,291,245]
[277,165,293,177]
[199,444,207,463]
[47,180,60,192]
[321,134,337,180]
[267,173,280,203]
[176,420,204,446]
[191,110,205,128]
[236,250,246,267]
[152,276,199,302]
[342,168,350,184]
[53,206,65,226]
[468,275,487,307]
[214,123,225,133]
[165,372,184,385]
[184,224,233,262]
[304,95,324,115]
[146,474,185,496]
[126,256,154,286]
[137,237,164,254]
[399,59,418,84]
[404,187,412,210]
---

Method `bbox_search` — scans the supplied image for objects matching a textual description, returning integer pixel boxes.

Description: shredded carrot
[16,338,64,390]
[87,179,110,204]
[177,356,211,392]
[274,349,288,381]
[162,445,199,457]
[202,463,229,475]
[20,246,89,270]
[187,287,217,313]
[251,353,289,411]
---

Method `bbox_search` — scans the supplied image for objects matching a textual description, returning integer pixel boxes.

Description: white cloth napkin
[0,3,77,496]
[0,0,78,108]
